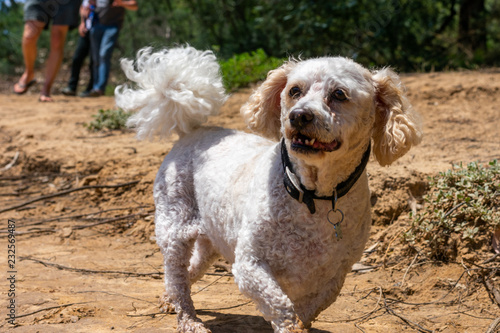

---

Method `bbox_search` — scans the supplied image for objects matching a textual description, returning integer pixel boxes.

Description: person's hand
[112,0,124,7]
[80,5,90,17]
[78,21,88,37]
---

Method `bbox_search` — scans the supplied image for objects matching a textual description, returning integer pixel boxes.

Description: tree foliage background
[1,0,500,79]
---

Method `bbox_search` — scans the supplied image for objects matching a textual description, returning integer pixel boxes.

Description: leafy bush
[404,160,499,261]
[220,49,284,91]
[4,1,500,75]
[84,109,132,132]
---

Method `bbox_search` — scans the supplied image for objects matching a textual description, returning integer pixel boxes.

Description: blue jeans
[89,22,120,92]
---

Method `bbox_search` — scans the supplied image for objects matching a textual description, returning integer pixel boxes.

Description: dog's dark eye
[331,89,348,102]
[289,86,301,99]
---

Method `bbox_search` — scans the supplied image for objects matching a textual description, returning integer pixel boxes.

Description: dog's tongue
[314,140,338,151]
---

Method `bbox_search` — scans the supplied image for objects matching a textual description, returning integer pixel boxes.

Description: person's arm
[112,0,138,11]
[80,0,90,18]
[78,0,91,37]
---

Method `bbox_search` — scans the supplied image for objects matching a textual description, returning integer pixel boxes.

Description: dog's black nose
[289,108,314,128]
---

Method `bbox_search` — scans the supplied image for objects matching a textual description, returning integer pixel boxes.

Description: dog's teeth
[310,138,316,145]
[305,139,310,145]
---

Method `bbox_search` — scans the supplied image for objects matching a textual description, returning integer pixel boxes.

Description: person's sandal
[13,79,37,95]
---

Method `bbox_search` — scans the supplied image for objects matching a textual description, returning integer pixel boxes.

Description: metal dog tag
[327,208,344,240]
[333,223,343,240]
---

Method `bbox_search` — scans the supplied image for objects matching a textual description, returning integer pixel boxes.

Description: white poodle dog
[115,46,422,332]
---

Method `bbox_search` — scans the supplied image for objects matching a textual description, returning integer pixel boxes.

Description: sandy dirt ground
[0,69,499,333]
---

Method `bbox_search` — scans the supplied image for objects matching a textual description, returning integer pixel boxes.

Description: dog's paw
[277,316,309,333]
[177,317,212,333]
[159,292,176,314]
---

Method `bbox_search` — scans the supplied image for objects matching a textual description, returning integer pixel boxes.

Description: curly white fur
[115,45,227,139]
[118,46,422,333]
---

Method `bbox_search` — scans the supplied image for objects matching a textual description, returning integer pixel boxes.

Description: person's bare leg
[14,20,44,93]
[39,24,69,101]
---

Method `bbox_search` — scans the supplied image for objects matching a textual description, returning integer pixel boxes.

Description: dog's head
[241,57,421,166]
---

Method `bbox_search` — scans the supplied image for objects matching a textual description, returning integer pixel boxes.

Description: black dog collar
[281,139,371,214]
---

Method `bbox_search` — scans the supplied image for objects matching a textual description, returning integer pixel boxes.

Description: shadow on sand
[199,310,331,333]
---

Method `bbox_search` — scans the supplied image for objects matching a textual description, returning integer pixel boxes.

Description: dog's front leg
[232,255,308,333]
[293,270,350,327]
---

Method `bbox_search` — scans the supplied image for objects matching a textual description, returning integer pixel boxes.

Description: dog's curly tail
[115,45,228,140]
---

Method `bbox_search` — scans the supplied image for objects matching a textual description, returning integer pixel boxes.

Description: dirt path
[1,70,499,332]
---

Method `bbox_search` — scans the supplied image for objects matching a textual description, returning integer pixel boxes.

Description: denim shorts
[24,0,81,28]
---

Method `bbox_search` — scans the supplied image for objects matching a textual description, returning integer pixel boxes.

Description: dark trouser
[67,33,94,92]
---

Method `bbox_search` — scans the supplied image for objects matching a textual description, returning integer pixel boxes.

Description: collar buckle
[285,166,304,203]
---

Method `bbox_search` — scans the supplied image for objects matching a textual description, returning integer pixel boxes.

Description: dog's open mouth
[291,133,341,153]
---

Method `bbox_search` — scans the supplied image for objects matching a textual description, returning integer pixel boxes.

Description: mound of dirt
[0,70,499,332]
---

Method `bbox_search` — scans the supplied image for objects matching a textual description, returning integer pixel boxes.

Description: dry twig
[11,302,89,319]
[0,228,56,236]
[386,265,473,307]
[482,254,499,265]
[382,294,433,333]
[0,212,152,237]
[75,290,156,305]
[351,286,384,324]
[317,286,384,325]
[72,212,152,230]
[381,227,408,268]
[401,252,419,287]
[0,180,139,214]
[126,300,253,318]
[483,274,500,309]
[20,256,163,279]
[0,151,19,172]
[192,272,230,296]
[486,317,500,333]
[12,205,152,229]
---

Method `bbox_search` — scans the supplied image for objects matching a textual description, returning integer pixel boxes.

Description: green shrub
[404,160,499,261]
[85,109,132,132]
[220,49,284,91]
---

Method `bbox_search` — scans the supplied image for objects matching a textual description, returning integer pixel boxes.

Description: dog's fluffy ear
[240,62,296,141]
[371,68,422,166]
